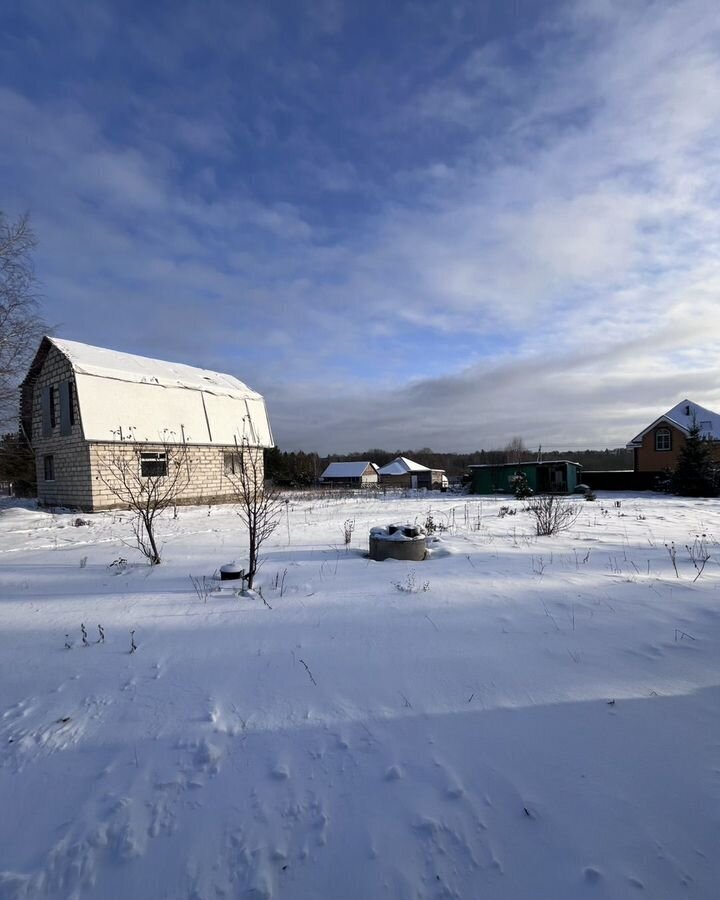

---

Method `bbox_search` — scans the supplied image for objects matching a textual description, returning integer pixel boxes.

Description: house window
[43,454,55,481]
[224,452,243,475]
[140,451,167,477]
[49,386,57,428]
[41,386,52,437]
[68,382,75,426]
[59,381,75,435]
[655,428,672,451]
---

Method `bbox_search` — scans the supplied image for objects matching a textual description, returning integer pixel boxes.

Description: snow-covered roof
[320,461,375,479]
[377,456,431,476]
[468,460,581,469]
[45,337,274,447]
[50,338,260,399]
[627,399,720,446]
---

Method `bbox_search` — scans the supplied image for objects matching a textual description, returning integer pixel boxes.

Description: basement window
[140,451,168,477]
[224,452,243,476]
[43,454,55,481]
[655,428,671,451]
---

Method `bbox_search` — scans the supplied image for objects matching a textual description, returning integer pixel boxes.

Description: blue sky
[2,0,720,452]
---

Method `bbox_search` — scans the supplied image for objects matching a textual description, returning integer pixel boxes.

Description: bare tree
[227,441,283,589]
[503,436,529,464]
[527,494,580,536]
[96,436,193,564]
[1,212,45,430]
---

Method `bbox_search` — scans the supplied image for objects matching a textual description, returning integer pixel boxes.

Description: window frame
[224,451,243,476]
[655,427,672,451]
[59,381,75,435]
[43,454,55,482]
[49,385,57,429]
[67,381,75,426]
[140,451,168,478]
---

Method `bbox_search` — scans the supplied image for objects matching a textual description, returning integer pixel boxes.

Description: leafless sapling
[96,432,194,565]
[227,440,283,589]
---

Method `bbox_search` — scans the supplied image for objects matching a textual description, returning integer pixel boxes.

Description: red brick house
[627,399,720,474]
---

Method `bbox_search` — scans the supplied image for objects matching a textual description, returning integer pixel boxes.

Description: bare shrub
[227,440,283,589]
[97,436,193,565]
[686,534,711,581]
[527,494,580,536]
[189,574,214,603]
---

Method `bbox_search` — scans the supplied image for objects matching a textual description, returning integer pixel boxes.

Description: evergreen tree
[0,431,35,496]
[672,419,718,497]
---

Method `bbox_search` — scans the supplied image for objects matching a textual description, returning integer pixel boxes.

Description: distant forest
[266,443,633,486]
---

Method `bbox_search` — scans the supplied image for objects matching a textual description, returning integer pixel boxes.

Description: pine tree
[672,419,718,497]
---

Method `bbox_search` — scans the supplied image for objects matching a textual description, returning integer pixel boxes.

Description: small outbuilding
[319,461,379,486]
[377,456,447,490]
[468,460,581,495]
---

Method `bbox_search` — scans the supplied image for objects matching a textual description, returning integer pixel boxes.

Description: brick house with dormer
[627,399,720,475]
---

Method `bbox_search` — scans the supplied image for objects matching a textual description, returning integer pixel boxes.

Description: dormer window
[685,405,691,416]
[655,427,672,451]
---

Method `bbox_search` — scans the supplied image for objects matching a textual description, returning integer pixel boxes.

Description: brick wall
[32,346,93,508]
[32,346,265,511]
[88,443,262,511]
[635,424,720,473]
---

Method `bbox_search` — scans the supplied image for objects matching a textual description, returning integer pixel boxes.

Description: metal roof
[321,461,375,478]
[37,337,274,447]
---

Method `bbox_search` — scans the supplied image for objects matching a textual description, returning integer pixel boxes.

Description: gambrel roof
[627,399,720,447]
[24,337,274,447]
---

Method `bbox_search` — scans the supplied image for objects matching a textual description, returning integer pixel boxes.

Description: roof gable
[628,399,720,446]
[377,456,430,475]
[30,336,273,448]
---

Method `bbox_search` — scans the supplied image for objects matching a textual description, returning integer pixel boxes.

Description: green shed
[468,460,582,495]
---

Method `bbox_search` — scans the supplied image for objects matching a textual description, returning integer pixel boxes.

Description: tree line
[265,443,634,486]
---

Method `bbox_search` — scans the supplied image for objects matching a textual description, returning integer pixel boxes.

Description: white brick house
[21,337,274,511]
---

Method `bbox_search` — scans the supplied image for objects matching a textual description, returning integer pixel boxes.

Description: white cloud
[3,0,720,450]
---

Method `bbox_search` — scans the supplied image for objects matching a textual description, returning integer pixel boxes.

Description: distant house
[320,461,379,486]
[627,399,720,475]
[21,337,274,511]
[468,460,581,495]
[377,456,447,490]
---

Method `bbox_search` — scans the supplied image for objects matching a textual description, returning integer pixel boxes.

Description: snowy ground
[1,491,719,900]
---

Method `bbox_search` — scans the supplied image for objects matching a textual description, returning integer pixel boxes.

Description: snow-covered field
[1,492,719,900]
